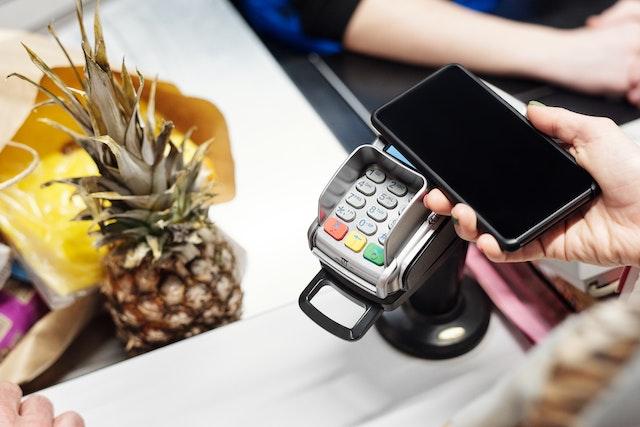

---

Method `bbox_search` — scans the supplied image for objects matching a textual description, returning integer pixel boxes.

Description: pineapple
[11,1,242,353]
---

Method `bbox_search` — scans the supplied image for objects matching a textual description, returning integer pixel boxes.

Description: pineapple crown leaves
[11,0,216,258]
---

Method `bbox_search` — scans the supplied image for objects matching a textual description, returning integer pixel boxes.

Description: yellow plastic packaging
[0,67,236,308]
[0,145,103,303]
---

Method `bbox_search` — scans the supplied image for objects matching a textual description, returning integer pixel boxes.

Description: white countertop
[39,298,525,427]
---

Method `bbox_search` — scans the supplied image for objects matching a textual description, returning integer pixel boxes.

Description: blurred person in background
[241,0,640,106]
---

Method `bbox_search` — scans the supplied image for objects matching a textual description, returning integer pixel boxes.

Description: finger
[0,382,21,424]
[527,104,631,185]
[450,203,479,242]
[628,57,640,106]
[424,189,454,215]
[628,85,640,106]
[527,104,592,144]
[630,57,640,87]
[54,411,85,427]
[476,234,545,263]
[19,395,54,424]
[476,234,505,261]
[586,15,600,27]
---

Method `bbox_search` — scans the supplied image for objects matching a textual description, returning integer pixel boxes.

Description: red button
[324,217,348,241]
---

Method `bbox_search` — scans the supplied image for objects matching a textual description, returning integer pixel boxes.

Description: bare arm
[343,0,640,101]
[343,0,560,78]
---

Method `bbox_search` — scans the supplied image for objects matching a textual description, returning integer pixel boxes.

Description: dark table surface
[235,0,640,152]
[321,53,640,125]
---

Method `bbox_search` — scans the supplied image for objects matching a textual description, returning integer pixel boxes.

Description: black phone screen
[373,65,595,246]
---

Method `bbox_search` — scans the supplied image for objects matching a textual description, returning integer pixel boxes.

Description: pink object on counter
[0,279,46,356]
[466,245,571,343]
[619,266,639,299]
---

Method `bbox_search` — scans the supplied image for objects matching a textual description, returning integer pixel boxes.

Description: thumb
[527,103,636,192]
[526,103,592,145]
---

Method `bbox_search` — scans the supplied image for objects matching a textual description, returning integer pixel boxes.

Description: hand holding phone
[426,104,640,268]
[373,65,598,252]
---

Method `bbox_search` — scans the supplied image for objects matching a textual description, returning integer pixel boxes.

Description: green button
[363,243,384,266]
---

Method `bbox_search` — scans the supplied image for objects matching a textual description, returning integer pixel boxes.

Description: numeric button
[387,180,407,197]
[356,179,376,196]
[378,232,389,245]
[356,218,377,236]
[377,192,397,209]
[365,167,386,184]
[335,205,356,222]
[367,205,387,222]
[346,192,365,209]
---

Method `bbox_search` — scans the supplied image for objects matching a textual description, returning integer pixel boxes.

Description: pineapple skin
[102,222,242,353]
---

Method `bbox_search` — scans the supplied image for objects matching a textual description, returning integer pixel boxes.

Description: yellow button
[344,231,367,253]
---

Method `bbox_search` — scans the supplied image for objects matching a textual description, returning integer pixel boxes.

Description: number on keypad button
[346,192,365,209]
[365,167,386,184]
[356,179,376,196]
[356,218,377,236]
[388,219,398,230]
[387,180,407,197]
[367,205,387,222]
[377,192,397,209]
[335,205,356,222]
[378,232,388,245]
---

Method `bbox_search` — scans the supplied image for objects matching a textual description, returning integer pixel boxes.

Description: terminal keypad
[323,165,415,266]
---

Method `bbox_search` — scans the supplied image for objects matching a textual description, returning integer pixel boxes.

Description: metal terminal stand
[376,239,491,359]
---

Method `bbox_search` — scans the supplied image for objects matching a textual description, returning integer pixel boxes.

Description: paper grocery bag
[0,294,99,384]
[0,28,237,305]
[0,30,71,190]
[0,29,76,155]
[0,27,237,382]
[0,28,236,199]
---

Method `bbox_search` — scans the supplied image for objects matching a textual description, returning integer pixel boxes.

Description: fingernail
[452,215,459,226]
[528,100,546,107]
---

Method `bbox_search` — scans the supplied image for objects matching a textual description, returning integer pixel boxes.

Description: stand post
[376,239,491,359]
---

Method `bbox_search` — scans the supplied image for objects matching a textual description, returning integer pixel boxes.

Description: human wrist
[511,27,573,83]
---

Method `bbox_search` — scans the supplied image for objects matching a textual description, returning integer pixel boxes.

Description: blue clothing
[456,0,500,12]
[243,0,343,54]
[242,0,533,54]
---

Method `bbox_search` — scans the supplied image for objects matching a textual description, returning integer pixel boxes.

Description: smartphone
[372,64,598,251]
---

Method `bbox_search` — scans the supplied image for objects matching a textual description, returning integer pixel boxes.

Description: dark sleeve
[292,0,361,41]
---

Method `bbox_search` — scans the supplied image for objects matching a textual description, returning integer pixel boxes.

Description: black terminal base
[376,276,490,359]
[376,239,491,359]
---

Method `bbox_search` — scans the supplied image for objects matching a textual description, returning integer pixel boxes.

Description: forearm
[343,0,565,79]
